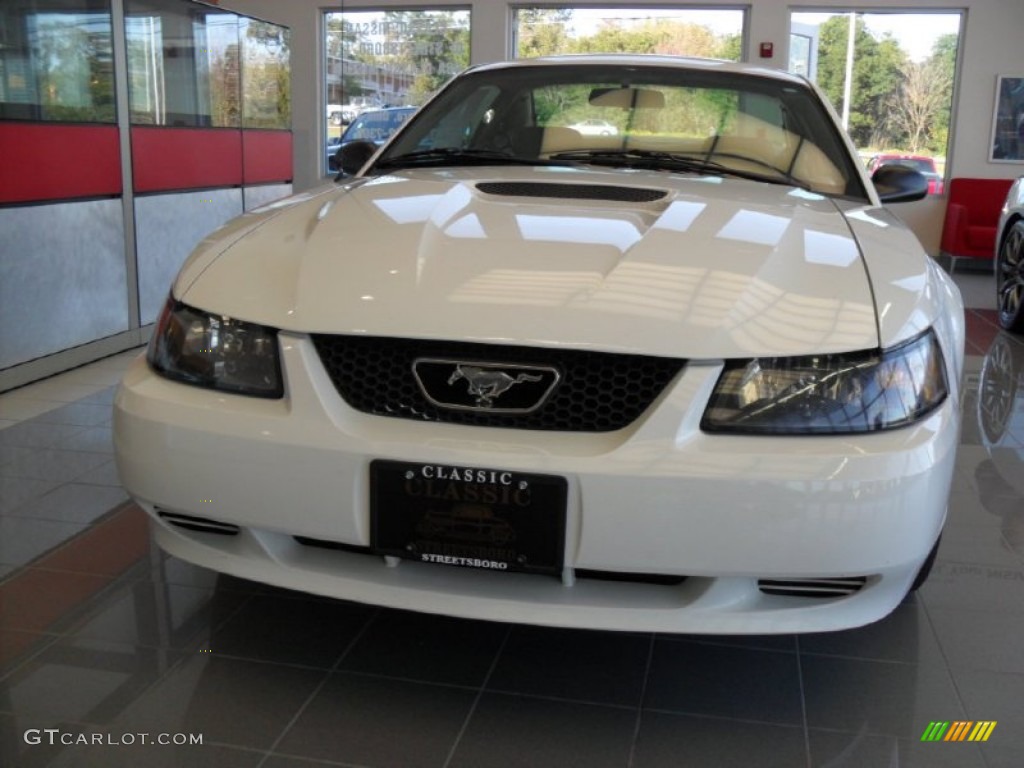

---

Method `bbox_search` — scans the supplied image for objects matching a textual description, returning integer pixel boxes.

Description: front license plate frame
[370,460,567,574]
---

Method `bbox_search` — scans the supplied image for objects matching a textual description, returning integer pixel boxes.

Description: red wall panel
[242,130,293,184]
[0,124,291,202]
[0,123,121,204]
[131,126,243,193]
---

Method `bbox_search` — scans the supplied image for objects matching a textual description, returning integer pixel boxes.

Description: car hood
[177,167,890,359]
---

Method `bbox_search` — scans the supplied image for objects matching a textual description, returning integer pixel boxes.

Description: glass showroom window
[125,0,240,126]
[513,7,743,60]
[241,18,290,129]
[322,8,470,171]
[789,11,962,196]
[789,27,816,79]
[0,0,115,122]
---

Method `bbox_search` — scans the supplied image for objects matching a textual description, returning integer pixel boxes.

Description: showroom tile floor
[2,271,1023,768]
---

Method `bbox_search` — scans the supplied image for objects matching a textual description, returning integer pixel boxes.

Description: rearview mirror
[589,87,665,110]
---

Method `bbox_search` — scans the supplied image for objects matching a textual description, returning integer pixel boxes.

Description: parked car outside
[326,104,346,126]
[327,96,382,125]
[569,118,619,136]
[116,55,964,635]
[995,176,1024,332]
[866,153,944,195]
[326,106,416,172]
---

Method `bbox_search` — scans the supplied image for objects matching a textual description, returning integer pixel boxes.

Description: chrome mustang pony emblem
[447,365,543,408]
[412,358,561,413]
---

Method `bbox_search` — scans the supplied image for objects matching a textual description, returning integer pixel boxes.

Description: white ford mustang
[114,56,965,634]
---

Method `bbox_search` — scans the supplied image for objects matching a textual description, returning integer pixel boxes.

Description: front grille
[476,182,668,203]
[758,577,867,598]
[311,336,685,432]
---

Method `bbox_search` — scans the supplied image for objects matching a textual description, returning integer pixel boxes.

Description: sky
[792,12,962,62]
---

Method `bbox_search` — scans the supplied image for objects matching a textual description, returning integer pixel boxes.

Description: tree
[517,12,740,62]
[569,18,738,62]
[36,17,115,122]
[208,44,241,127]
[885,57,952,152]
[930,33,958,73]
[394,11,470,103]
[922,34,958,153]
[570,20,666,54]
[326,12,469,108]
[715,34,742,62]
[516,8,571,58]
[242,22,290,128]
[324,15,351,59]
[813,15,906,147]
[653,20,720,58]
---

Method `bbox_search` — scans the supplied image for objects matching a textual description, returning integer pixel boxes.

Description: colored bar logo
[921,721,997,742]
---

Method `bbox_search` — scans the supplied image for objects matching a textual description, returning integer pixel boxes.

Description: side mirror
[337,140,378,177]
[872,165,929,203]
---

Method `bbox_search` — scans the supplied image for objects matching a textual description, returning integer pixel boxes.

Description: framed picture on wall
[991,75,1024,162]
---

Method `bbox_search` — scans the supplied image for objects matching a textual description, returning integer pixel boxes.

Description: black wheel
[909,534,941,592]
[997,220,1024,332]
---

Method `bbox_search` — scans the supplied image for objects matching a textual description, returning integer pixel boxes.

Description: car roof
[463,53,811,87]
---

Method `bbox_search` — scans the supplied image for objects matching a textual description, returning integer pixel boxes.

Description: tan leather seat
[539,126,585,155]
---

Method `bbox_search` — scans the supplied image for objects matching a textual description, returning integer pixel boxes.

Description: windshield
[374,63,867,199]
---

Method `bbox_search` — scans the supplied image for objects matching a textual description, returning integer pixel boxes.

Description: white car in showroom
[115,56,964,634]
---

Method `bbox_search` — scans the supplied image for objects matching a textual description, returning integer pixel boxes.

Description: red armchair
[940,177,1014,271]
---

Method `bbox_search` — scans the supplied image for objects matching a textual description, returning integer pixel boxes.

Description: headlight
[147,297,283,398]
[701,330,948,434]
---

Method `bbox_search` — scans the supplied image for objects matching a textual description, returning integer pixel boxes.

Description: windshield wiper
[548,148,709,174]
[373,147,574,171]
[549,148,811,190]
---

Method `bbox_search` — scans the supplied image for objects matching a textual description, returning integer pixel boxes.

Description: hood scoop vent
[476,181,667,203]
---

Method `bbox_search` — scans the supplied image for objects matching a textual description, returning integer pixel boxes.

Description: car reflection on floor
[977,332,1024,552]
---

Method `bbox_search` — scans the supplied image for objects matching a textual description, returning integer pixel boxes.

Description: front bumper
[114,335,959,634]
